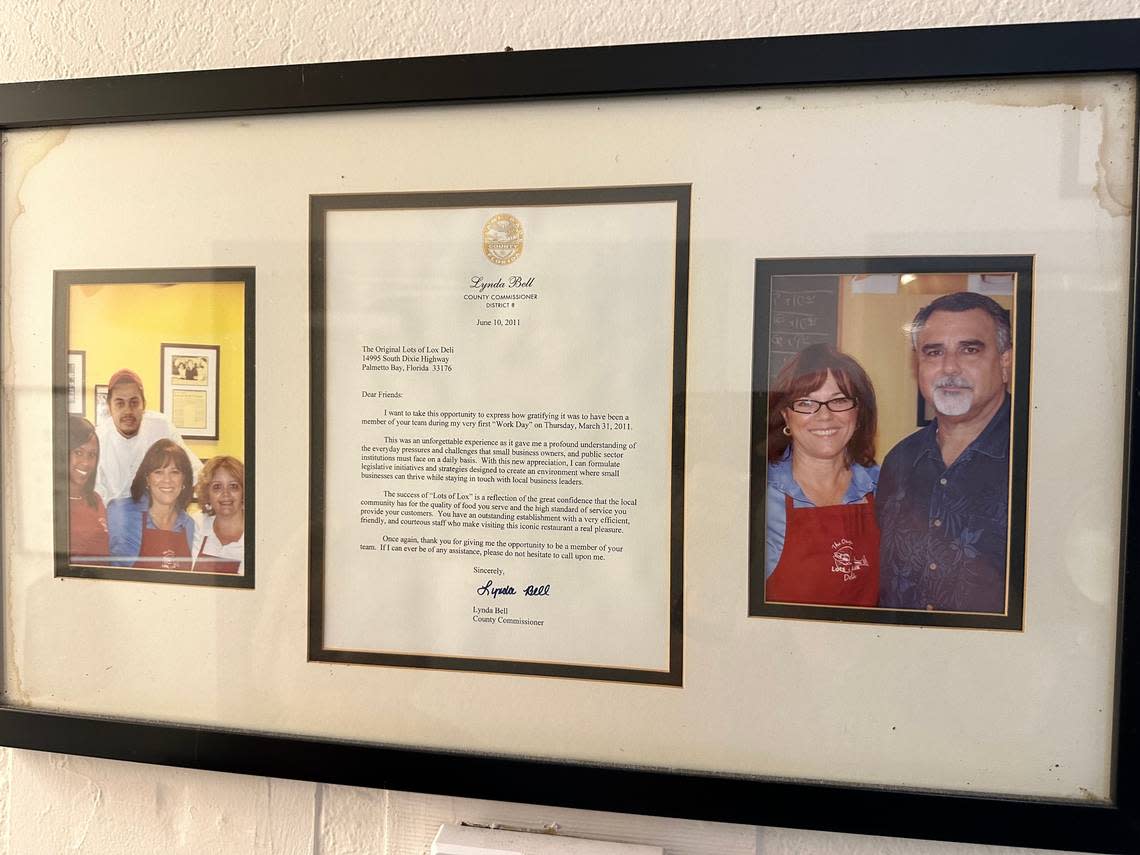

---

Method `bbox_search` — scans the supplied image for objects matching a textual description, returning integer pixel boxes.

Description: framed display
[750,256,1029,630]
[66,350,85,415]
[2,18,1139,855]
[916,390,935,428]
[161,342,220,440]
[93,384,109,427]
[52,268,254,586]
[310,186,687,684]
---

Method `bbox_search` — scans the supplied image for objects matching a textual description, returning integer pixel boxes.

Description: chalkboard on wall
[766,275,840,388]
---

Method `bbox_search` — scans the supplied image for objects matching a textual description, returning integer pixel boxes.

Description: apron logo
[161,549,177,570]
[830,538,869,582]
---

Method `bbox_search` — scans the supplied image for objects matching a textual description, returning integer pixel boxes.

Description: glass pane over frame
[0,60,1135,842]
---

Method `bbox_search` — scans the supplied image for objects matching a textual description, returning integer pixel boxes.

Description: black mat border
[51,267,256,588]
[308,186,688,685]
[748,255,1031,629]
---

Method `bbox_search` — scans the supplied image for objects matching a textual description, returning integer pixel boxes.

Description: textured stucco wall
[1,0,1139,82]
[3,1,1139,853]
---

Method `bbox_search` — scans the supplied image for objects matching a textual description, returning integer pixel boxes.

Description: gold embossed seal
[482,213,524,265]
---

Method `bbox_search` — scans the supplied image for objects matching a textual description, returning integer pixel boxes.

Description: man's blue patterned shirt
[876,395,1010,613]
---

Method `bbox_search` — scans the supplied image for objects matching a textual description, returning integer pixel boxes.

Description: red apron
[766,494,879,606]
[195,538,241,574]
[133,516,192,571]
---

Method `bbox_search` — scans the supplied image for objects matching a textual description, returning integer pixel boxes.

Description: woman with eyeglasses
[764,343,880,606]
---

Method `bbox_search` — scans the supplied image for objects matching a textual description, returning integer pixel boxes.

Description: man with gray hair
[876,291,1012,613]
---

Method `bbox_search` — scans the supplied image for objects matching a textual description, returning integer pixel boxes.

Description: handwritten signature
[476,581,551,598]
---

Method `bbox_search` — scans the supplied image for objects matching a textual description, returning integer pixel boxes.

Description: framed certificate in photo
[2,18,1139,855]
[161,343,220,440]
[66,350,85,416]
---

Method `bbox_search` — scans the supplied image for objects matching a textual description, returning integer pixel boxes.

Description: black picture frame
[52,267,256,588]
[66,349,86,416]
[94,383,109,427]
[749,255,1030,630]
[2,18,1139,855]
[160,342,221,441]
[308,186,688,685]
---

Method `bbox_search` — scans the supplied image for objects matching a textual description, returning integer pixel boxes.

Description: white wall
[2,2,1138,853]
[2,0,1139,82]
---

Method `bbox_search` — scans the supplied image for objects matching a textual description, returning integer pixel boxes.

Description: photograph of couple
[751,257,1029,628]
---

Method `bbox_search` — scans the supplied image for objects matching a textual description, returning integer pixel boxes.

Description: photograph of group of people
[54,269,253,587]
[751,257,1029,628]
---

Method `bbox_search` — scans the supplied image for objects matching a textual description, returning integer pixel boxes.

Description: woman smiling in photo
[107,439,196,570]
[192,456,246,574]
[764,344,880,607]
[67,415,110,562]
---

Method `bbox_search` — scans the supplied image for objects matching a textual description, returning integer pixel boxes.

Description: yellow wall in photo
[838,281,1013,459]
[68,281,246,462]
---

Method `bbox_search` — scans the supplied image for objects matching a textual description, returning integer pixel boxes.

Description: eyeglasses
[789,396,857,414]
